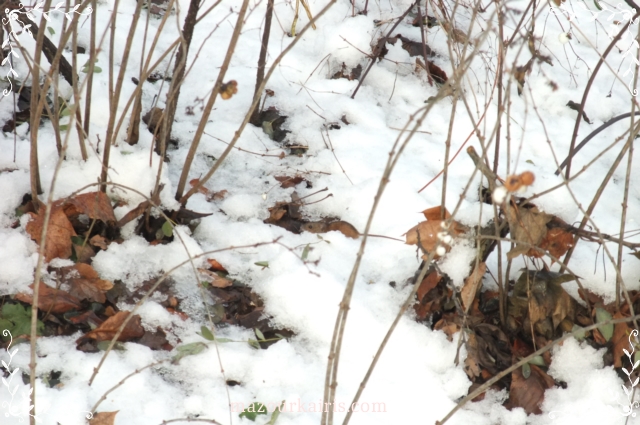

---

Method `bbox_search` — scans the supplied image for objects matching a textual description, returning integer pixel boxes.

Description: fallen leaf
[535,227,574,260]
[612,311,632,368]
[90,235,109,250]
[62,191,116,223]
[207,259,228,273]
[405,220,441,251]
[461,262,486,310]
[76,311,145,344]
[507,364,554,414]
[417,270,441,302]
[63,263,114,303]
[301,220,359,239]
[506,206,552,260]
[138,326,171,351]
[464,333,482,379]
[198,268,233,288]
[422,206,451,220]
[15,282,82,314]
[274,175,308,188]
[90,411,118,425]
[26,205,77,262]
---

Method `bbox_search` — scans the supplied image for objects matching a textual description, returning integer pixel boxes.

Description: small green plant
[0,303,44,342]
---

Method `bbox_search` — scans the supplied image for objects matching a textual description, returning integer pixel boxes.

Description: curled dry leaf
[503,171,535,192]
[532,227,574,260]
[15,281,83,314]
[506,206,552,260]
[461,262,486,311]
[26,205,77,262]
[220,80,238,100]
[76,311,145,344]
[207,258,228,273]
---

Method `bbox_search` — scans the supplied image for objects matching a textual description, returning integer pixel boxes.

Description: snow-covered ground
[2,0,640,423]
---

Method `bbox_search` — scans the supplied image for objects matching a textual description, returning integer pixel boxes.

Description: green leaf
[81,65,102,73]
[594,0,603,10]
[162,221,173,237]
[3,303,28,320]
[254,261,269,268]
[59,107,72,117]
[522,362,531,379]
[59,124,69,131]
[528,355,546,367]
[571,324,586,341]
[267,401,285,425]
[239,402,268,421]
[595,307,614,341]
[301,244,310,261]
[47,26,55,35]
[200,326,214,341]
[172,342,208,364]
[97,341,125,351]
[525,159,535,165]
[254,328,265,341]
[200,281,210,288]
[247,338,260,349]
[214,337,232,343]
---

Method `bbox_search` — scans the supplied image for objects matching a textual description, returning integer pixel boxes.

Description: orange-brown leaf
[417,270,441,302]
[422,206,451,221]
[404,220,441,251]
[612,311,632,368]
[63,191,116,223]
[15,281,82,314]
[77,311,144,343]
[207,259,228,273]
[26,206,77,262]
[89,411,118,425]
[537,228,574,259]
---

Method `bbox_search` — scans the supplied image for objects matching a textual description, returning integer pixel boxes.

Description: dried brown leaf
[63,191,116,223]
[65,263,114,303]
[15,281,82,314]
[508,364,554,415]
[199,268,233,288]
[461,262,486,310]
[89,411,118,425]
[26,206,76,262]
[207,259,228,273]
[77,311,144,344]
[506,206,552,260]
[90,235,109,250]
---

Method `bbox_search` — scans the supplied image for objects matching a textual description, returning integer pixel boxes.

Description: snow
[1,0,640,423]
